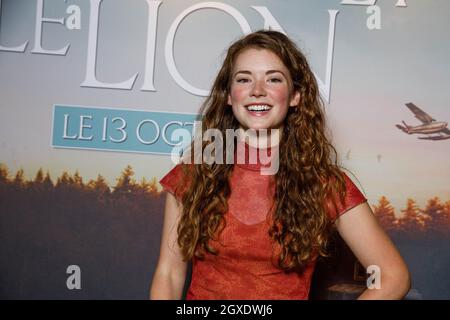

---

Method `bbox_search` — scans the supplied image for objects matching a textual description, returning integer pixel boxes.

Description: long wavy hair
[174,30,348,272]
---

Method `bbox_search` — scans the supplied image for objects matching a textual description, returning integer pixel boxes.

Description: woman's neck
[237,127,282,149]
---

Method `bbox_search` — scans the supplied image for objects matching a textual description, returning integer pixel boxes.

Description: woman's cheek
[230,86,248,104]
[270,87,290,105]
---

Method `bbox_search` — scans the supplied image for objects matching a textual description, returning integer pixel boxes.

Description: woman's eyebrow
[233,69,286,77]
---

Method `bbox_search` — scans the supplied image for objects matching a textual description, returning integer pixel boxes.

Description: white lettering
[177,304,210,317]
[170,127,192,164]
[341,0,377,5]
[367,265,381,289]
[250,6,285,32]
[141,0,162,91]
[31,0,70,55]
[136,119,160,144]
[66,5,81,30]
[203,128,224,164]
[162,121,183,146]
[62,114,78,139]
[110,117,127,143]
[79,115,93,140]
[102,117,107,141]
[66,265,81,290]
[165,2,251,96]
[366,5,381,30]
[320,10,339,103]
[81,0,138,89]
[0,0,29,52]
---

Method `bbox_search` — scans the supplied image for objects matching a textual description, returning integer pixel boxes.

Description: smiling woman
[150,30,410,300]
[227,48,300,132]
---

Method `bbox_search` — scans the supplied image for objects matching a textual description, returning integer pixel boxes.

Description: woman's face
[227,48,300,131]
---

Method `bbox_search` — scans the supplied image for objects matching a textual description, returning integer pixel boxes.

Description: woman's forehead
[233,48,288,72]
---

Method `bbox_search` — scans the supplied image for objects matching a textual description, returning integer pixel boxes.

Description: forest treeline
[0,163,449,298]
[1,163,449,237]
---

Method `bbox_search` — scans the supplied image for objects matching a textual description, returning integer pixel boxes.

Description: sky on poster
[1,0,449,213]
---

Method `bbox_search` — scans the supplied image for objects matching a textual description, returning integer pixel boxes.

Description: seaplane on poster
[396,103,450,140]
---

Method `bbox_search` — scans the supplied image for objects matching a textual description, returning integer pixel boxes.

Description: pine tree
[56,171,71,189]
[73,170,83,186]
[88,174,110,195]
[372,196,396,232]
[14,169,26,188]
[43,171,53,190]
[114,165,137,195]
[71,170,85,192]
[34,168,44,184]
[445,200,450,231]
[138,177,158,195]
[424,197,450,235]
[0,163,9,184]
[398,198,425,233]
[148,177,158,194]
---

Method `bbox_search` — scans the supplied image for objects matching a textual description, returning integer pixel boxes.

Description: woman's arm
[150,192,188,300]
[335,202,411,300]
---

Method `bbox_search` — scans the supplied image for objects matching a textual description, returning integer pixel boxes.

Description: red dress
[159,142,367,300]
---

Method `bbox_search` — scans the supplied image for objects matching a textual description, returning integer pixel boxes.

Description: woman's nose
[250,79,266,97]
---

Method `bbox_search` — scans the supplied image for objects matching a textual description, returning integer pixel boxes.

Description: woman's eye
[236,78,250,83]
[269,78,282,83]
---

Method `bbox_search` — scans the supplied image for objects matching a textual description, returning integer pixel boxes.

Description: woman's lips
[247,109,270,116]
[245,104,272,116]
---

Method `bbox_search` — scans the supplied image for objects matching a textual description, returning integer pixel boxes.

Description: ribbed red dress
[159,142,367,300]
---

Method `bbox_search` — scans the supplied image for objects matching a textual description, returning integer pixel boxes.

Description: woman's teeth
[246,104,272,111]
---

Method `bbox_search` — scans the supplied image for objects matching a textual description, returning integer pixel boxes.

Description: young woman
[150,30,410,300]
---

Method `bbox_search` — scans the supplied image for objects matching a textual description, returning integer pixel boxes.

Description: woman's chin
[246,124,281,132]
[239,123,271,131]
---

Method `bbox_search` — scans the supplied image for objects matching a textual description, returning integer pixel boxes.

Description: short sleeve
[159,164,192,201]
[326,172,367,222]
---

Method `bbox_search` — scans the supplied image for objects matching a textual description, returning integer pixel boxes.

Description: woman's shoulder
[325,169,368,222]
[159,162,195,200]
